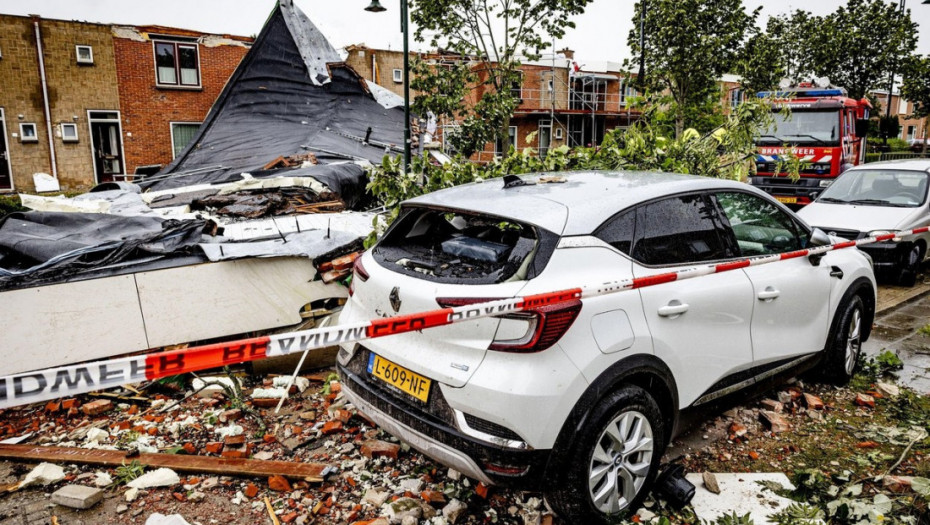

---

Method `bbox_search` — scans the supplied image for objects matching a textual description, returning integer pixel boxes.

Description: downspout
[33,16,58,180]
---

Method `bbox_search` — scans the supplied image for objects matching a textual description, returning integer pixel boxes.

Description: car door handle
[657,301,689,318]
[757,287,780,301]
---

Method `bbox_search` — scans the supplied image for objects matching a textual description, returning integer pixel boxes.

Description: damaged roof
[141,0,406,192]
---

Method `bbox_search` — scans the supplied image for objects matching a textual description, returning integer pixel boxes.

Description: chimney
[558,48,574,60]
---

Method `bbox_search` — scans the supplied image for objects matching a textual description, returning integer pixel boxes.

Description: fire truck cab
[750,85,871,206]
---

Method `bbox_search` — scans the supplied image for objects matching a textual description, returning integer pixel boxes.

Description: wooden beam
[0,445,326,482]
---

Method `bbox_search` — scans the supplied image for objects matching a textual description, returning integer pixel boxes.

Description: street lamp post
[365,0,412,175]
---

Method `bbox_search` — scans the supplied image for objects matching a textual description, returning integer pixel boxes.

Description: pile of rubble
[0,370,557,525]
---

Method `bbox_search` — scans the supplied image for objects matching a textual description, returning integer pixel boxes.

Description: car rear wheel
[546,385,665,523]
[823,294,864,385]
[897,244,923,287]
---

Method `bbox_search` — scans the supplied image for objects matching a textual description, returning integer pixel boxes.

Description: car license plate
[775,196,797,204]
[367,353,431,403]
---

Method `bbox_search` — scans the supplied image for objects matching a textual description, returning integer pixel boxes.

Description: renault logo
[389,286,401,313]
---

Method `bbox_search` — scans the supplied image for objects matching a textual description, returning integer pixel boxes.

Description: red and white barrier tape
[2,227,927,410]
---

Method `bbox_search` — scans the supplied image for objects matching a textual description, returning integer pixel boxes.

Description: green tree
[409,0,591,157]
[807,0,917,100]
[901,54,930,154]
[735,27,785,95]
[628,0,756,136]
[764,11,816,85]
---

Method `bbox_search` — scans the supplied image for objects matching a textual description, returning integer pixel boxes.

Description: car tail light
[349,256,369,296]
[436,297,582,353]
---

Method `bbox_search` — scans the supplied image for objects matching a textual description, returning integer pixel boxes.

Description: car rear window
[373,207,554,284]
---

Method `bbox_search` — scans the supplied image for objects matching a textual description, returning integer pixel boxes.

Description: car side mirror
[809,228,832,247]
[808,228,832,266]
[855,119,870,138]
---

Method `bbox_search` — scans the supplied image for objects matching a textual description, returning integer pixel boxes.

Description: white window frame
[392,69,403,83]
[75,45,94,65]
[19,123,38,143]
[495,125,518,156]
[153,40,201,88]
[0,108,14,191]
[87,110,128,183]
[169,121,202,159]
[60,122,79,142]
[554,127,563,140]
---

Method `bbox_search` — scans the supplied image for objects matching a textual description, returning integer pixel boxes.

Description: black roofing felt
[141,0,405,192]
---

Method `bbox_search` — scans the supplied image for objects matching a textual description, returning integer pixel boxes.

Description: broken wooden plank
[0,444,326,482]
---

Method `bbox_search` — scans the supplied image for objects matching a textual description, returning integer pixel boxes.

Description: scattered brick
[855,393,876,408]
[760,399,783,413]
[321,421,343,435]
[475,482,489,499]
[856,441,880,449]
[204,442,224,454]
[81,399,112,416]
[268,475,292,492]
[360,440,400,459]
[61,399,79,410]
[244,483,259,498]
[803,393,825,410]
[45,401,61,413]
[224,435,246,446]
[759,410,790,433]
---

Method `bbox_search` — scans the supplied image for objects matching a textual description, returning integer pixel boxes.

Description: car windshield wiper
[845,198,908,207]
[783,134,828,145]
[756,134,784,144]
[818,197,849,204]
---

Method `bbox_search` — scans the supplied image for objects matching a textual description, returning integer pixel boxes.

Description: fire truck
[749,84,871,206]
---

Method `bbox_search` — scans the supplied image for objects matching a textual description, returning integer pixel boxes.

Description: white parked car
[799,159,930,286]
[337,171,876,522]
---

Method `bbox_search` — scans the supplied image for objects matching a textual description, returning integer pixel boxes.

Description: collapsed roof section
[142,0,405,194]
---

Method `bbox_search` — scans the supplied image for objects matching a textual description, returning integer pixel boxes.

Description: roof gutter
[32,16,59,182]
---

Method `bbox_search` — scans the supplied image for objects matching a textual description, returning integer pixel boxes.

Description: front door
[0,109,12,191]
[713,191,831,365]
[88,111,125,183]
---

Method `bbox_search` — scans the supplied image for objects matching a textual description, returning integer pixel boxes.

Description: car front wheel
[546,385,665,523]
[897,244,923,287]
[823,294,864,384]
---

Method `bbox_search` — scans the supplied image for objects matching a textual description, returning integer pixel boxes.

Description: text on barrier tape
[1,226,927,410]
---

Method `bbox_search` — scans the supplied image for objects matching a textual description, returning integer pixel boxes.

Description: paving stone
[51,484,104,509]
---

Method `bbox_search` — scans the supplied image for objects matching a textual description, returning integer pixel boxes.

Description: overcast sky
[2,0,929,62]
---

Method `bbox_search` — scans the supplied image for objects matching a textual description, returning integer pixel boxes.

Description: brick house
[870,90,927,144]
[0,14,250,193]
[343,45,643,163]
[113,26,251,176]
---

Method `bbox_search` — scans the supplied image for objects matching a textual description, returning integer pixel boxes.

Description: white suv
[337,171,876,522]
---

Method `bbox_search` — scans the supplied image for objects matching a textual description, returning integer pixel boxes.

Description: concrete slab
[51,484,104,509]
[685,472,797,524]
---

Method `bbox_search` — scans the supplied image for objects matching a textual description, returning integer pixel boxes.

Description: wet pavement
[865,279,930,394]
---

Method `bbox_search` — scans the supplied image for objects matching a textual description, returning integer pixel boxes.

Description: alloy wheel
[588,410,654,514]
[844,306,862,375]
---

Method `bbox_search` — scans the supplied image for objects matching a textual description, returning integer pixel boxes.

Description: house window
[60,123,79,142]
[154,41,200,87]
[729,88,744,108]
[907,125,916,140]
[171,122,201,158]
[495,126,518,156]
[510,73,523,101]
[899,99,910,116]
[75,45,94,65]
[392,69,403,83]
[19,123,38,143]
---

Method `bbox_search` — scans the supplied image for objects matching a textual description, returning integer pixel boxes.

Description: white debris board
[686,472,798,524]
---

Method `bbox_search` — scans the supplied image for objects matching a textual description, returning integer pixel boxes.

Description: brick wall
[345,46,412,97]
[0,16,46,192]
[114,30,250,175]
[41,19,121,191]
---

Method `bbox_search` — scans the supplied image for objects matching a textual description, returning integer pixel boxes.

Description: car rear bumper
[337,360,552,489]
